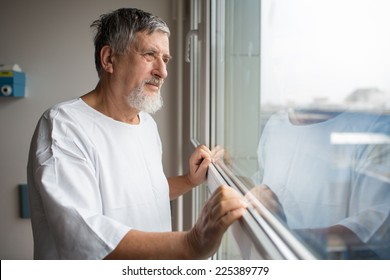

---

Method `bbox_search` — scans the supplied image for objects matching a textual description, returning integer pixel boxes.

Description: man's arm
[104,185,248,259]
[104,230,194,259]
[168,175,195,200]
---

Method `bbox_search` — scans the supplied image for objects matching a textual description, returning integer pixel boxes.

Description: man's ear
[100,45,114,74]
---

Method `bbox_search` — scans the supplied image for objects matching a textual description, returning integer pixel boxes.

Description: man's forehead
[134,31,170,52]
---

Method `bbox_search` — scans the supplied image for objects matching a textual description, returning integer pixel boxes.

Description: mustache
[145,77,164,88]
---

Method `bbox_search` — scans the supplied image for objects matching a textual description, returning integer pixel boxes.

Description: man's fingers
[219,207,247,227]
[208,185,247,223]
[210,197,247,219]
[192,146,212,164]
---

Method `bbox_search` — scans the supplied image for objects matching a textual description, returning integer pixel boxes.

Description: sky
[261,0,390,106]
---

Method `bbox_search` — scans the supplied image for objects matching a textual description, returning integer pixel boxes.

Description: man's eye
[141,51,171,64]
[143,52,156,61]
[163,57,170,64]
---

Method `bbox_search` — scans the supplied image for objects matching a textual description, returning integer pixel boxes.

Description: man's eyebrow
[142,47,171,57]
[150,49,173,61]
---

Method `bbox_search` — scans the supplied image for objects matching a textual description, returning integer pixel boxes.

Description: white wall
[0,0,181,259]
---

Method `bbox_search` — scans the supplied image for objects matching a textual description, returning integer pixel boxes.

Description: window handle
[185,29,198,63]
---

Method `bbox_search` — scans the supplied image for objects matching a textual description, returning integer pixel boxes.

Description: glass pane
[213,0,390,259]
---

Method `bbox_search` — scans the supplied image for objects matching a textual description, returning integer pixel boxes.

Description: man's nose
[152,57,168,79]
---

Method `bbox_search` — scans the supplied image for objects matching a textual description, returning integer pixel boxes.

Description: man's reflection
[251,108,390,259]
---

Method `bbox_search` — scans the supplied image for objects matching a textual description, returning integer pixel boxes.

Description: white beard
[127,82,164,114]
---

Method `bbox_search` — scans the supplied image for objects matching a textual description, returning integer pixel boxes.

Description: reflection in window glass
[213,0,390,259]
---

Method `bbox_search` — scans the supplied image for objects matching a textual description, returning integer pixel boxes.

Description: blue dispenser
[0,70,26,97]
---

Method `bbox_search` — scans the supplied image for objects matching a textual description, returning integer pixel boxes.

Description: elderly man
[27,8,247,260]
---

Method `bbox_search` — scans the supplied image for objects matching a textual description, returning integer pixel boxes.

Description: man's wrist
[185,173,197,188]
[183,229,203,260]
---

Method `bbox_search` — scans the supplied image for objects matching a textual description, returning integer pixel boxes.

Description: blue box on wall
[0,70,26,97]
[19,184,30,219]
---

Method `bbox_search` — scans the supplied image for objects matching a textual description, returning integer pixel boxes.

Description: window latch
[185,29,198,63]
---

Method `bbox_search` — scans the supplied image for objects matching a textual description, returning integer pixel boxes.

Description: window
[189,0,390,260]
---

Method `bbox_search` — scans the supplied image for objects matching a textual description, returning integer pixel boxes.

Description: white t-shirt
[27,98,171,259]
[257,110,390,257]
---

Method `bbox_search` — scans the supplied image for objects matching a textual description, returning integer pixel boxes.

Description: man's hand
[185,185,248,259]
[187,145,212,187]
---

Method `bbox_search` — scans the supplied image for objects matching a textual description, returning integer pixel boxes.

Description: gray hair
[91,8,170,77]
